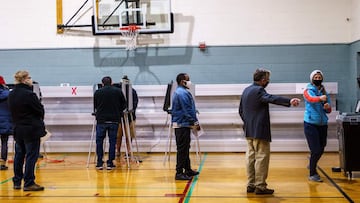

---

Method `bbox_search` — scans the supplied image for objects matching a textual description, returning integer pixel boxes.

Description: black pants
[175,127,191,174]
[304,122,328,176]
[1,134,9,162]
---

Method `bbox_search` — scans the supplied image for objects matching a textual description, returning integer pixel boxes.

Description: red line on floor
[163,178,193,202]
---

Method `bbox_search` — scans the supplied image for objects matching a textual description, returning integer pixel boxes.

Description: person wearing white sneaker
[308,174,323,182]
[94,76,127,170]
[303,70,331,183]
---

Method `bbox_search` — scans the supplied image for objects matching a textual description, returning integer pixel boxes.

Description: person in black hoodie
[8,70,46,191]
[94,76,127,170]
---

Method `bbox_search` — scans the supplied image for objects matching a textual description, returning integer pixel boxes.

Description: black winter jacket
[8,83,46,142]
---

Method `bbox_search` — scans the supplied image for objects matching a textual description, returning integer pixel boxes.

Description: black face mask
[263,81,269,88]
[312,80,323,87]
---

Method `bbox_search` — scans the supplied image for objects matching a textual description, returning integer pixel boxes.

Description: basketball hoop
[120,25,140,51]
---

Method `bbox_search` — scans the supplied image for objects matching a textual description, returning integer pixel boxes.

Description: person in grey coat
[239,68,300,195]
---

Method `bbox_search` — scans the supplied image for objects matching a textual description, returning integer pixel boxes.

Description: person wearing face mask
[171,73,200,180]
[7,70,46,191]
[239,68,300,195]
[303,69,331,182]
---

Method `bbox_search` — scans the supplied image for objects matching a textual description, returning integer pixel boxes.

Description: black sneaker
[95,164,103,170]
[106,164,116,170]
[247,186,256,193]
[175,173,192,180]
[13,185,21,190]
[0,165,8,170]
[23,184,44,191]
[255,187,274,195]
[186,169,199,176]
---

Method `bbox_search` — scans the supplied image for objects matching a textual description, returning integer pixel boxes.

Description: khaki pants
[246,137,270,189]
[116,121,136,154]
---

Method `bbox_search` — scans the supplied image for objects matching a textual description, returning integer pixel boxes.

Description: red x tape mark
[71,87,77,95]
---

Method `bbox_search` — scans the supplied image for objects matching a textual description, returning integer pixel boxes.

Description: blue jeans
[96,123,118,166]
[304,121,328,176]
[13,139,40,187]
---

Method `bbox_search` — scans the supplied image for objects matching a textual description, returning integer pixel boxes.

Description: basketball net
[120,25,140,51]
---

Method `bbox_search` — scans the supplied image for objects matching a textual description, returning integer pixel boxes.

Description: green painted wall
[1,43,358,112]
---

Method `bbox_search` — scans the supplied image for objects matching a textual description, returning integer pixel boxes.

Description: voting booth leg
[121,117,130,168]
[193,132,201,164]
[163,116,173,165]
[129,113,141,162]
[86,118,96,168]
[40,143,47,159]
[125,114,140,165]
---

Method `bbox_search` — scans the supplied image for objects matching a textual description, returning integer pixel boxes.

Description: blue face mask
[312,80,323,87]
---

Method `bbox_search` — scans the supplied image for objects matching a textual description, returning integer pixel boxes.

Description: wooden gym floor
[0,152,359,203]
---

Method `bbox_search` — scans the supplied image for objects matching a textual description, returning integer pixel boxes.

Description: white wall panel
[351,0,360,41]
[0,0,355,49]
[22,83,339,153]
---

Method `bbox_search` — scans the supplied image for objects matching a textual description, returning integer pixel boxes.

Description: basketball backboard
[92,0,173,35]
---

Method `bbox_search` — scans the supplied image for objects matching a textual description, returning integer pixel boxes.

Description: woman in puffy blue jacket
[0,76,13,170]
[303,70,331,182]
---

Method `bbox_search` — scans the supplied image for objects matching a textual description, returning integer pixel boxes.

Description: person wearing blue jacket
[303,70,331,182]
[0,76,13,170]
[239,68,300,195]
[171,73,200,180]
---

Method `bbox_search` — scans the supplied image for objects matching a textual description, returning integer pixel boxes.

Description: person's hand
[290,98,300,107]
[323,103,331,110]
[319,95,327,102]
[194,124,201,131]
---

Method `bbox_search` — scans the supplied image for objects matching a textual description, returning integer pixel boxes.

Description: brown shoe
[247,186,256,193]
[23,184,44,191]
[255,187,274,195]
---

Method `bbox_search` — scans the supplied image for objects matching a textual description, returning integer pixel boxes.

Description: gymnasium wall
[0,44,356,112]
[0,0,360,112]
[0,0,356,49]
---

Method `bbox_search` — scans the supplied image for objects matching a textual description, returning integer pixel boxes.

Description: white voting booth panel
[12,83,338,153]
